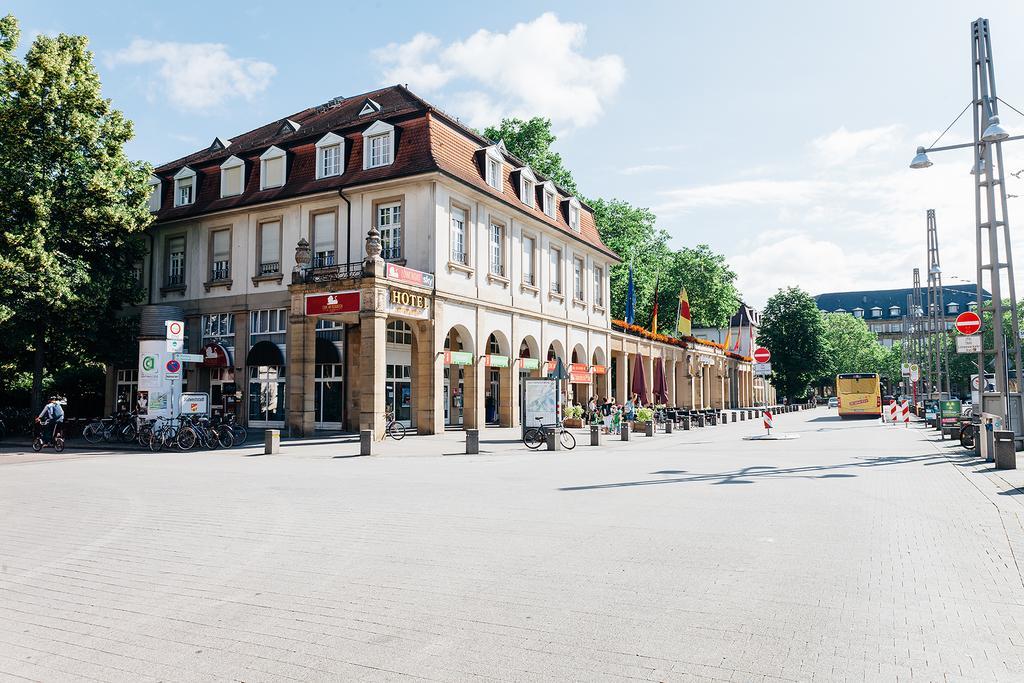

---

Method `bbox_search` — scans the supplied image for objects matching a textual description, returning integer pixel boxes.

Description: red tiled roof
[151,85,618,260]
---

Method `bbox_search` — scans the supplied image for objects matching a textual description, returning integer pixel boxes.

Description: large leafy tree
[0,15,151,407]
[757,286,829,400]
[816,312,903,392]
[482,117,578,194]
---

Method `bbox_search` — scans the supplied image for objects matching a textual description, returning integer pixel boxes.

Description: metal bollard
[466,428,479,454]
[740,411,746,421]
[645,422,655,437]
[682,416,691,430]
[994,430,1016,470]
[721,412,729,424]
[590,425,601,446]
[547,430,563,451]
[359,429,372,456]
[665,419,673,434]
[621,425,630,441]
[265,429,280,455]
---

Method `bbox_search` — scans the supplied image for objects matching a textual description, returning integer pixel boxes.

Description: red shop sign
[305,291,360,316]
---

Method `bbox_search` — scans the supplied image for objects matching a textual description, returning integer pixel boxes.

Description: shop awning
[246,340,284,367]
[202,342,232,367]
[315,337,341,364]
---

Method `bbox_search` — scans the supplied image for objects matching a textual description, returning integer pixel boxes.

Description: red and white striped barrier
[888,400,898,425]
[763,409,774,433]
[901,400,910,427]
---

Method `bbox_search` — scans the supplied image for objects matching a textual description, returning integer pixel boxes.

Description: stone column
[233,310,250,426]
[642,352,654,405]
[358,295,387,441]
[412,319,441,435]
[285,304,316,437]
[508,364,521,428]
[615,351,628,404]
[463,356,482,429]
[498,364,513,426]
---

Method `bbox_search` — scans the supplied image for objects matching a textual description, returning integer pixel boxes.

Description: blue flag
[625,262,636,325]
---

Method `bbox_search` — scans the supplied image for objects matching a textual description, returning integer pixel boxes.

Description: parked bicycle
[523,417,576,450]
[82,412,136,444]
[384,410,406,440]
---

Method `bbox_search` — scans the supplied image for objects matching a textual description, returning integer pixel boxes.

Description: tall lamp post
[910,17,1024,434]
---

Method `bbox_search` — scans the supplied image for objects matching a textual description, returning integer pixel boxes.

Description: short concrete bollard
[740,411,746,421]
[721,412,729,424]
[466,428,479,454]
[697,415,706,428]
[359,429,372,456]
[621,425,630,441]
[665,420,673,434]
[265,429,280,455]
[682,416,691,430]
[547,431,563,450]
[590,425,601,446]
[645,422,655,437]
[994,430,1016,470]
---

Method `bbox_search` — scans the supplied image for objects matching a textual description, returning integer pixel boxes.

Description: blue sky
[11,0,1024,305]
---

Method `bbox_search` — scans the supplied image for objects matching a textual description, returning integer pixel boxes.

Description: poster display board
[137,338,181,418]
[523,379,559,430]
[939,399,962,427]
[180,393,210,415]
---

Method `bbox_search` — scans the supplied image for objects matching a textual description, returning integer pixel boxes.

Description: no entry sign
[954,311,981,335]
[753,347,771,363]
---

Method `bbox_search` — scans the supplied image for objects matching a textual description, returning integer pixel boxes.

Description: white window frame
[258,220,282,275]
[315,132,345,179]
[259,146,287,190]
[484,145,504,191]
[361,120,395,169]
[550,246,563,295]
[518,167,537,208]
[210,228,231,281]
[594,265,604,307]
[541,181,556,218]
[166,235,186,286]
[450,204,467,265]
[573,256,585,302]
[522,234,536,286]
[311,211,337,268]
[173,167,196,207]
[489,221,505,277]
[889,306,901,316]
[565,197,582,232]
[376,201,402,260]
[202,313,235,339]
[147,175,162,212]
[219,155,245,198]
[250,308,288,336]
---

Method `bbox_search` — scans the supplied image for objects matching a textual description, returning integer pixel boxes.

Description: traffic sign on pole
[909,364,920,382]
[753,347,771,364]
[165,320,185,341]
[954,311,981,335]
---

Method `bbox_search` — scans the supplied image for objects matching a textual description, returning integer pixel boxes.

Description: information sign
[523,379,558,428]
[955,335,982,354]
[165,320,184,341]
[180,392,210,415]
[753,361,771,376]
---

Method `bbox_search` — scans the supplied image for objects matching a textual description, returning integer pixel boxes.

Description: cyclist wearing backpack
[36,397,64,445]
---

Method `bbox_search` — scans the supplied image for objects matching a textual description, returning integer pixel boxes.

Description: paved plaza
[1,410,1024,681]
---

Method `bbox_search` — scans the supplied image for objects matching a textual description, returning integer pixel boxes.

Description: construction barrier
[889,401,898,424]
[763,409,774,433]
[901,400,910,427]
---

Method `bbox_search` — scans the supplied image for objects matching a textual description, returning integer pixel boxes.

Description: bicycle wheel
[176,426,197,450]
[83,421,103,444]
[216,427,234,449]
[119,422,136,443]
[387,421,406,440]
[232,426,247,445]
[54,437,65,453]
[31,438,43,452]
[148,430,163,452]
[523,428,545,449]
[559,430,576,450]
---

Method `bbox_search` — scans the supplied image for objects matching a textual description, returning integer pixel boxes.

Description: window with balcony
[489,221,505,277]
[450,205,467,265]
[258,220,281,276]
[573,257,584,301]
[259,146,287,190]
[165,235,185,287]
[522,235,535,286]
[312,212,336,268]
[550,246,562,295]
[376,201,402,260]
[315,132,345,179]
[594,266,604,307]
[210,229,231,282]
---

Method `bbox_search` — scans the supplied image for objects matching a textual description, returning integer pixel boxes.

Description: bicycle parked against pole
[384,409,406,440]
[523,417,576,450]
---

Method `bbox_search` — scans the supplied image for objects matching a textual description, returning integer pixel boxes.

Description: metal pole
[926,209,951,397]
[912,268,924,399]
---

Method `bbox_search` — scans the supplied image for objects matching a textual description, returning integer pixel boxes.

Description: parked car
[828,397,839,409]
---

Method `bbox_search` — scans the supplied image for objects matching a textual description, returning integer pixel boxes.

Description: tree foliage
[0,14,151,406]
[484,117,741,330]
[757,287,829,400]
[816,313,901,390]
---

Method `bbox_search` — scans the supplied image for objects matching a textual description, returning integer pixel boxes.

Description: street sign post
[954,311,982,335]
[174,353,205,363]
[165,320,184,341]
[753,347,771,364]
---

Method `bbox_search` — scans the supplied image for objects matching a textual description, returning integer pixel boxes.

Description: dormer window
[541,181,556,218]
[853,307,864,318]
[361,120,395,169]
[173,167,196,207]
[834,308,846,314]
[219,155,245,198]
[483,145,504,191]
[870,306,882,318]
[947,302,959,314]
[889,305,901,316]
[147,175,162,212]
[315,132,345,179]
[517,167,537,208]
[563,196,582,232]
[259,146,287,190]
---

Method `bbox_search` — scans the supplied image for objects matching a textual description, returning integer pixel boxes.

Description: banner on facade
[444,350,474,365]
[518,357,540,370]
[386,263,435,289]
[524,379,558,427]
[305,290,360,316]
[485,354,509,367]
[590,364,607,374]
[569,369,592,384]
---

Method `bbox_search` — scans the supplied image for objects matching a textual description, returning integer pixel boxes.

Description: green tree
[0,15,151,407]
[660,244,740,330]
[482,117,578,194]
[817,312,899,389]
[757,286,829,400]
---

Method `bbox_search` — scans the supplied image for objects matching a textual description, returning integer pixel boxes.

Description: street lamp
[910,17,1024,437]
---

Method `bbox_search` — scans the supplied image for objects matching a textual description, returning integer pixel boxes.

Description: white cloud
[372,13,625,129]
[656,179,830,214]
[620,164,671,176]
[108,39,276,112]
[811,124,902,167]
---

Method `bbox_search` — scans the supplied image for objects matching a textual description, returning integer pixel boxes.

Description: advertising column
[137,317,184,419]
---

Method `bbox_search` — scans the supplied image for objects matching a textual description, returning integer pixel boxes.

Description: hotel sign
[386,263,435,289]
[387,287,431,320]
[306,290,360,316]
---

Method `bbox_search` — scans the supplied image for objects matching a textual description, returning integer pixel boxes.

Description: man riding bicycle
[36,396,65,445]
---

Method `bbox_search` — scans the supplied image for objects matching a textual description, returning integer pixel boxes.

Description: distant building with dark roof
[814,285,990,347]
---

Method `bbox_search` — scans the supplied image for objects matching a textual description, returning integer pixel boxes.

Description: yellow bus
[836,373,881,418]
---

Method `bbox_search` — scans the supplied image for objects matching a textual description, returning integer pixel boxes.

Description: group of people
[570,393,645,435]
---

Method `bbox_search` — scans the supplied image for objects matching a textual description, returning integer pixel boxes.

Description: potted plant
[562,403,584,428]
[633,407,655,436]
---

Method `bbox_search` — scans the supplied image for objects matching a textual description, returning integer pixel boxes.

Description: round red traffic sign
[955,311,981,335]
[165,359,181,373]
[753,347,771,363]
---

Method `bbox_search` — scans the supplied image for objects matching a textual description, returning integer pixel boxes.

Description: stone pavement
[1,409,1023,681]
